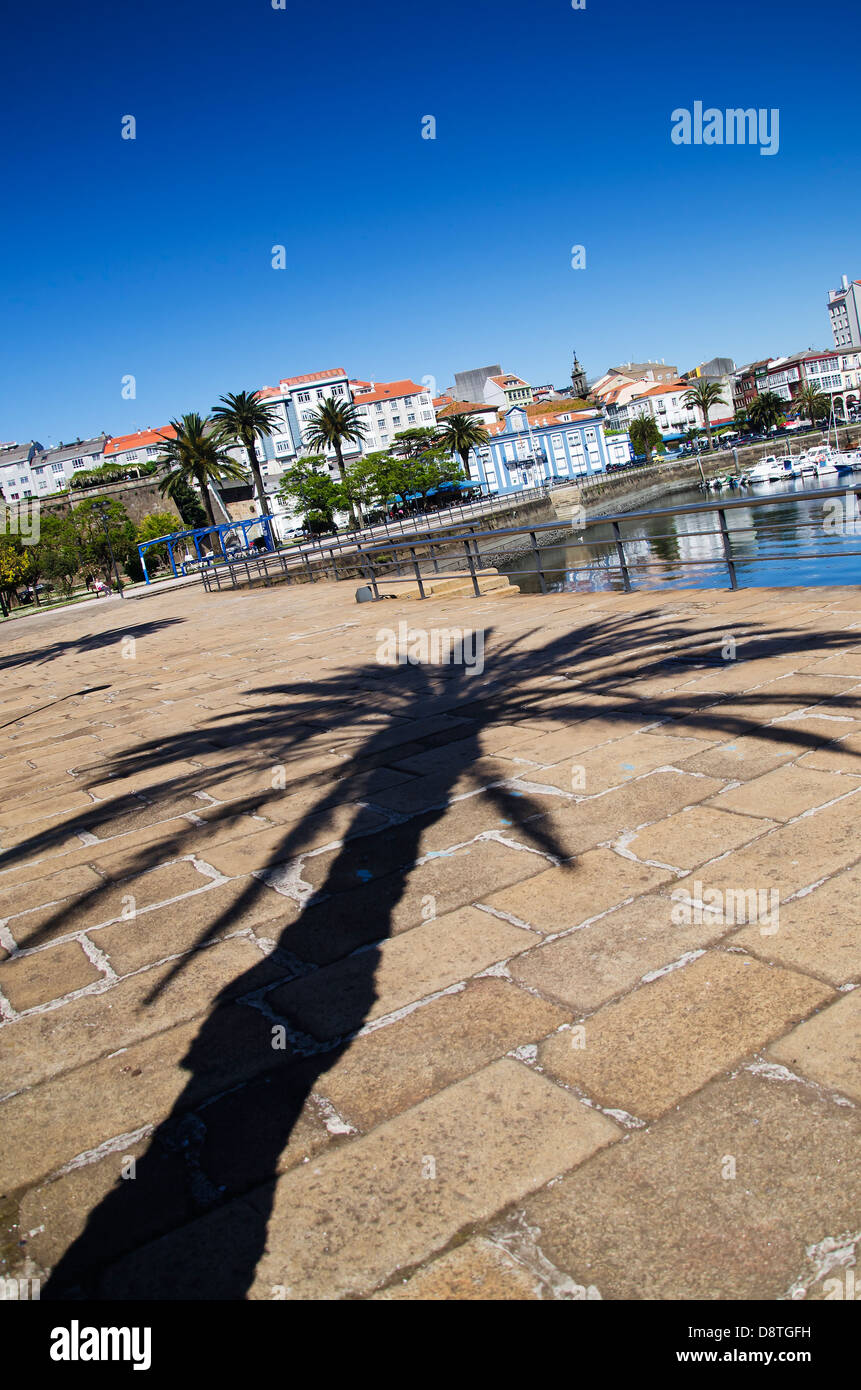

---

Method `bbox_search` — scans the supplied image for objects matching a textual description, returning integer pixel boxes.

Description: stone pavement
[0,577,859,1300]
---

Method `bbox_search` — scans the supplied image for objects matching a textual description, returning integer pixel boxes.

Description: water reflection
[504,475,861,594]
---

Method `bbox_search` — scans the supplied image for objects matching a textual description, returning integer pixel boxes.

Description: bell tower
[571,350,587,399]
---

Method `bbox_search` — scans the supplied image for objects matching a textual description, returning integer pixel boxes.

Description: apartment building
[828,275,861,349]
[467,405,624,496]
[103,426,176,470]
[350,379,436,451]
[0,437,108,502]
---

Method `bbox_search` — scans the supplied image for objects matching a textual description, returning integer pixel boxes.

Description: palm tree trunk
[243,434,268,517]
[197,472,223,555]
[334,442,359,529]
[704,410,713,451]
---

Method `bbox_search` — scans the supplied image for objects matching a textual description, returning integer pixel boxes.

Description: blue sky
[1,0,857,445]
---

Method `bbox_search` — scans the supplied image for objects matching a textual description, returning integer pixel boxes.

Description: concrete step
[394,571,520,600]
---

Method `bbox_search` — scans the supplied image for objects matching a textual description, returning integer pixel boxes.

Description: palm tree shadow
[41,633,565,1300]
[28,603,861,1299]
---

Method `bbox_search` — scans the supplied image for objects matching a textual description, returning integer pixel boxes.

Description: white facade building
[828,275,861,349]
[350,379,436,451]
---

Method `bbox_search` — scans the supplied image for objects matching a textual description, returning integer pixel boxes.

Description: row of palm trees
[153,394,491,536]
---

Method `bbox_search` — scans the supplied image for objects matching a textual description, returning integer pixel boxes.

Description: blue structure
[138,515,276,584]
[468,406,630,495]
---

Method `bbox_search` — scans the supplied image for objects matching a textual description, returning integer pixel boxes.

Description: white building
[0,436,108,502]
[828,275,861,349]
[350,379,436,451]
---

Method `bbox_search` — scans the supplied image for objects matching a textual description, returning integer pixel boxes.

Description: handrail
[201,480,861,597]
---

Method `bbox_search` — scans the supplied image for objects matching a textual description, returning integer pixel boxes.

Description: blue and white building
[467,407,629,496]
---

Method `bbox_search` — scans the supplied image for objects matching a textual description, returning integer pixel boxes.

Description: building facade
[467,406,625,495]
[828,276,861,349]
[350,379,436,451]
[103,426,176,471]
[0,437,108,502]
[482,373,533,409]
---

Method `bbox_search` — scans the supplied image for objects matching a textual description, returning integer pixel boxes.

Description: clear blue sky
[1,0,857,445]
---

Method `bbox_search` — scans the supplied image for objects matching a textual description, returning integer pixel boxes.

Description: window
[392,416,401,427]
[376,403,383,413]
[332,384,344,397]
[422,410,433,421]
[146,446,160,455]
[71,456,84,466]
[297,391,310,403]
[33,466,45,475]
[52,462,64,473]
[125,451,139,462]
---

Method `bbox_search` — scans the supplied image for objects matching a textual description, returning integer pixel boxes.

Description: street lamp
[94,501,125,598]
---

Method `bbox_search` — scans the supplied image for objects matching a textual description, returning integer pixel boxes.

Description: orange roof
[485,410,596,437]
[279,367,346,388]
[351,379,424,405]
[104,425,176,456]
[630,380,689,398]
[437,400,493,417]
[490,374,529,388]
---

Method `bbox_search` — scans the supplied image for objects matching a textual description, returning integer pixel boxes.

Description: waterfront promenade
[1,577,859,1300]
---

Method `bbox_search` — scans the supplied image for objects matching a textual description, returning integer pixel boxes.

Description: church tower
[571,350,588,398]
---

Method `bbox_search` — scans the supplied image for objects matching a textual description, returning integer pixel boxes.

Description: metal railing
[200,482,861,597]
[353,482,861,598]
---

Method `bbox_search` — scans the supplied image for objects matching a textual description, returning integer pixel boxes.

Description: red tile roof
[630,380,689,398]
[490,374,529,388]
[351,379,424,405]
[485,410,596,436]
[104,425,176,456]
[436,400,494,418]
[279,368,346,388]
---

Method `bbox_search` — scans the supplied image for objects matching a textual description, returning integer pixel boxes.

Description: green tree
[629,413,664,465]
[436,413,490,480]
[72,497,136,587]
[28,513,82,601]
[302,398,367,526]
[211,390,282,516]
[154,413,249,547]
[167,475,208,530]
[682,379,727,450]
[276,456,345,534]
[793,384,830,430]
[0,536,32,608]
[748,392,785,434]
[733,408,750,434]
[136,511,183,572]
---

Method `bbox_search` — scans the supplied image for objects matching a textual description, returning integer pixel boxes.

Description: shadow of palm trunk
[42,653,537,1300]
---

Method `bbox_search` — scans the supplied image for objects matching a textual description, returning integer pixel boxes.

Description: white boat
[767,456,798,480]
[744,457,778,483]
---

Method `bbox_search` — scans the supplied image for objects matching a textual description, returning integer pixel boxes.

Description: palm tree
[682,379,726,451]
[154,413,249,551]
[211,391,283,516]
[302,398,367,527]
[629,413,663,466]
[748,391,786,434]
[793,384,830,431]
[436,413,491,482]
